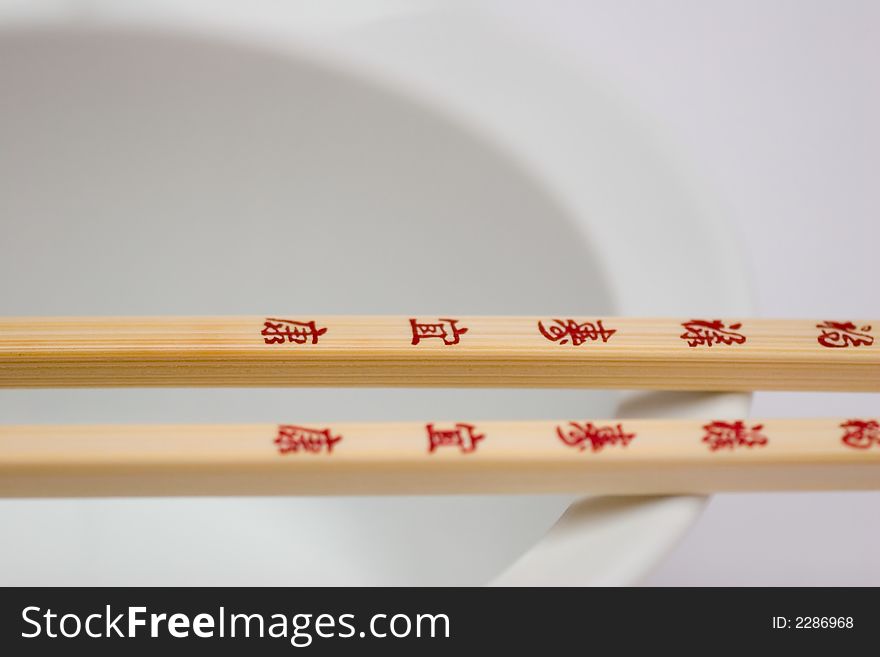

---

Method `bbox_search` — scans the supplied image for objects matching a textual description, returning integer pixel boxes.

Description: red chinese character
[679,319,746,347]
[556,422,635,452]
[538,319,616,346]
[426,423,484,454]
[701,420,768,452]
[816,321,874,348]
[410,318,468,346]
[840,419,880,450]
[262,318,327,345]
[274,425,342,454]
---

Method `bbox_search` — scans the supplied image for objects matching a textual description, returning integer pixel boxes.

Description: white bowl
[0,2,751,585]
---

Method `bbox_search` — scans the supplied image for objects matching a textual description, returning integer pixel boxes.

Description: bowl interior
[0,28,618,585]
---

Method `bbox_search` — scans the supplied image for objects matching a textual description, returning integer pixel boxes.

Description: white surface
[482,0,879,586]
[0,1,752,585]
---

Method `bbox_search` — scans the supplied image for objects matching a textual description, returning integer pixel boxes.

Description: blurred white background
[481,0,879,585]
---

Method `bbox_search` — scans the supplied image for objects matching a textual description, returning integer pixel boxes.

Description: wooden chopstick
[0,316,877,390]
[1,418,877,497]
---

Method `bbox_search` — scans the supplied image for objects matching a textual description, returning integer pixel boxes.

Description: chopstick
[0,315,877,390]
[1,418,877,497]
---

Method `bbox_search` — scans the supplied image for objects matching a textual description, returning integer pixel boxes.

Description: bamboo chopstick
[1,418,877,497]
[0,316,877,390]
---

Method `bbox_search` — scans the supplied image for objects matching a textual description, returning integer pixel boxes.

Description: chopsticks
[1,316,875,497]
[1,418,877,497]
[0,315,877,390]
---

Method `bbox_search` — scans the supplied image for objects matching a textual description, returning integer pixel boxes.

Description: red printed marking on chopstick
[840,419,880,449]
[679,319,746,347]
[261,318,327,345]
[556,422,635,452]
[701,421,768,452]
[815,321,874,348]
[274,425,342,455]
[410,318,468,346]
[537,319,616,345]
[426,423,484,454]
